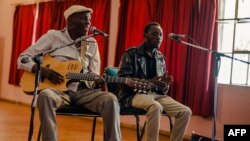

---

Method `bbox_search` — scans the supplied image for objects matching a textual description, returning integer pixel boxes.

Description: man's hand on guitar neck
[149,75,173,94]
[32,64,64,84]
[90,73,106,89]
[124,78,150,92]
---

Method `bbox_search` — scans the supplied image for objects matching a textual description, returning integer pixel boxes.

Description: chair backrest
[104,67,119,94]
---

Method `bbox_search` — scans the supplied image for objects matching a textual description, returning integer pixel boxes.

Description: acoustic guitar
[20,55,148,93]
[20,55,82,93]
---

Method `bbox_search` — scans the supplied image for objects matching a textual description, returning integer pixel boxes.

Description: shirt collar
[62,27,74,42]
[138,43,157,59]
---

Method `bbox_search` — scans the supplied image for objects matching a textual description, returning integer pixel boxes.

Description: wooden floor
[0,100,169,141]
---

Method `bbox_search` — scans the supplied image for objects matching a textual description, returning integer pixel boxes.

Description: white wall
[0,0,33,104]
[1,0,250,140]
[107,0,119,66]
[10,0,52,5]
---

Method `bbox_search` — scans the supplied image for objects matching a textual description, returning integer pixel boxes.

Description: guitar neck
[105,76,127,84]
[66,73,96,81]
[66,73,127,84]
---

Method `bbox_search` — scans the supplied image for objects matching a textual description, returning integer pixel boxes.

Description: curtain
[9,0,111,85]
[115,0,157,65]
[9,5,36,85]
[115,0,218,116]
[36,1,57,38]
[184,0,218,116]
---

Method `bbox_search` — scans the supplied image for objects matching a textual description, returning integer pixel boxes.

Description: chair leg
[140,121,146,140]
[103,129,107,141]
[134,115,141,141]
[167,115,173,133]
[91,117,97,141]
[37,124,41,141]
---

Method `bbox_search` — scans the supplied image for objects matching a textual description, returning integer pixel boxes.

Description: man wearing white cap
[18,5,122,141]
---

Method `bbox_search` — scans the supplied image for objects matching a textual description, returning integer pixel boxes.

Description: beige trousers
[132,92,192,141]
[37,88,122,141]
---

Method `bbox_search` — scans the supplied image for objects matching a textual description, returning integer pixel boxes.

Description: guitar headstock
[125,78,152,94]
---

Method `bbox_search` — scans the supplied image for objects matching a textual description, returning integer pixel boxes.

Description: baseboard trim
[0,98,30,106]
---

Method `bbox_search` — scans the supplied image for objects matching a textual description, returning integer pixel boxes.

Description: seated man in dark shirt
[117,22,192,141]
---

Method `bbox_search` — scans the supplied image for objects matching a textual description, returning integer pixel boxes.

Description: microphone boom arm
[45,34,96,55]
[179,40,250,64]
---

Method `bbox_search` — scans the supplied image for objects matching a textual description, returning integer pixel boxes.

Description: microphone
[90,26,109,37]
[168,33,187,39]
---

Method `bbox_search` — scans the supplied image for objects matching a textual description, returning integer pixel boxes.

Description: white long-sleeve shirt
[17,27,101,91]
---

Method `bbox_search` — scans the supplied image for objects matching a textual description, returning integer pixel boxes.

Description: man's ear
[143,33,147,38]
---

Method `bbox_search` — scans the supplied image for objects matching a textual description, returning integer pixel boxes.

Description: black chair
[104,67,173,141]
[37,106,101,141]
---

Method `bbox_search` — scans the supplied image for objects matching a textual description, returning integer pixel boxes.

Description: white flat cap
[64,5,93,20]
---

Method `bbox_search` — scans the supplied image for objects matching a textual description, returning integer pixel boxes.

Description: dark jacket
[117,43,166,107]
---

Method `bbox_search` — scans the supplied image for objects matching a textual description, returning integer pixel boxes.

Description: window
[218,0,250,86]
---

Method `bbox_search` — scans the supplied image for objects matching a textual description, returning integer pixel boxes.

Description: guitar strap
[79,40,93,89]
[80,40,88,70]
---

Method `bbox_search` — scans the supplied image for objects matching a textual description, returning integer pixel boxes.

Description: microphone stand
[173,38,250,141]
[28,53,43,141]
[27,34,96,141]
